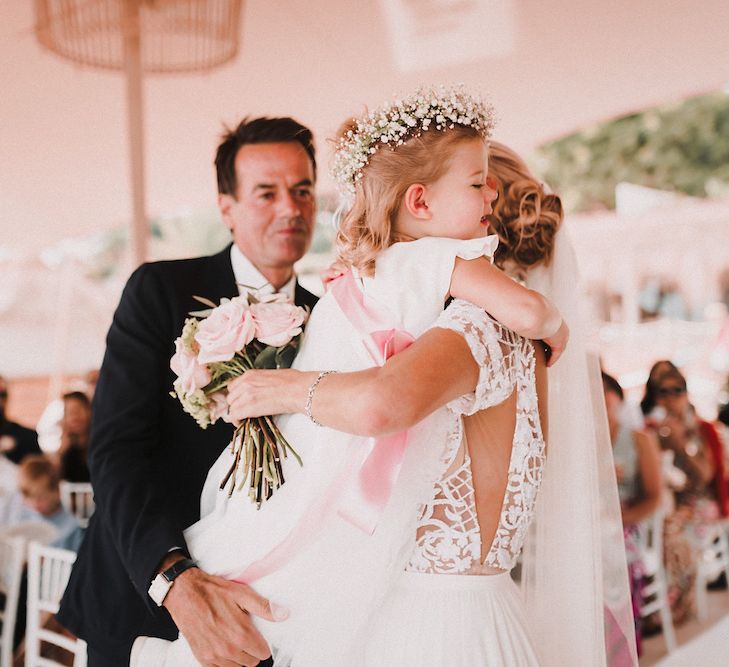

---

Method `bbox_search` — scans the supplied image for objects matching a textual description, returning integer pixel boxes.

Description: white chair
[59,482,94,529]
[694,520,729,621]
[637,510,677,653]
[0,522,58,550]
[0,535,24,667]
[25,541,87,667]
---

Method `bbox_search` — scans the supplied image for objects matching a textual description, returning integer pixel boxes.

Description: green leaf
[253,346,278,369]
[275,345,297,369]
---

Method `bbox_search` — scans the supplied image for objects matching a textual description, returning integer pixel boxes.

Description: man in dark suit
[58,117,319,666]
[0,375,41,464]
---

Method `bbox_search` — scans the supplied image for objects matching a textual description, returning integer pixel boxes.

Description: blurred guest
[640,360,728,625]
[37,370,98,454]
[0,374,41,464]
[57,392,91,483]
[641,361,728,520]
[18,454,83,552]
[603,372,662,653]
[0,453,25,526]
[604,373,663,524]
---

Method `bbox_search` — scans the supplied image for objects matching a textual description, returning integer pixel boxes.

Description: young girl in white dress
[132,86,569,666]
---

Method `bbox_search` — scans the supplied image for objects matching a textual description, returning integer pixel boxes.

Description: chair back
[636,510,676,652]
[25,541,87,667]
[59,482,94,528]
[695,519,729,620]
[0,535,24,667]
[636,509,664,578]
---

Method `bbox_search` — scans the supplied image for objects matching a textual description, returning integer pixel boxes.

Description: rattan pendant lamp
[34,0,244,266]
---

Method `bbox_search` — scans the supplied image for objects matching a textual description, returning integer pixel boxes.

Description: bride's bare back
[407,309,548,576]
[468,343,547,566]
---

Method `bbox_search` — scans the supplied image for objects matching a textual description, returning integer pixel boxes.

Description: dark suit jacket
[57,245,318,657]
[0,419,41,464]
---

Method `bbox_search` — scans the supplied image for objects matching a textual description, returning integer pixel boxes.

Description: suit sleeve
[88,264,186,608]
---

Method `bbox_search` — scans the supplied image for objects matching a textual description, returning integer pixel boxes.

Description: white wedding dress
[133,235,546,666]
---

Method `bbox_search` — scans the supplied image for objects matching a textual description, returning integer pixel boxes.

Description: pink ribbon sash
[231,270,413,583]
[329,271,414,533]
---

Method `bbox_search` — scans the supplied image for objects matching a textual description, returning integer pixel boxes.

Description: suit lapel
[295,281,319,310]
[205,243,318,309]
[204,244,238,301]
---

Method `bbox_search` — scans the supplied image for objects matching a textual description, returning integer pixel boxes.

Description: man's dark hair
[601,371,624,401]
[215,116,316,196]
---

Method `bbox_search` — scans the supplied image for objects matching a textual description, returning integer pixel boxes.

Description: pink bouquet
[170,290,308,507]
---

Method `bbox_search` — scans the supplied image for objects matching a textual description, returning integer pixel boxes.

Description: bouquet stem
[220,416,302,508]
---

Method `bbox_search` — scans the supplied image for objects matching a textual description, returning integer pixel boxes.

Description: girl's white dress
[132,235,546,666]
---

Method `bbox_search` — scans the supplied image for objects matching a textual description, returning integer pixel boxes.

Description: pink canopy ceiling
[2,0,729,251]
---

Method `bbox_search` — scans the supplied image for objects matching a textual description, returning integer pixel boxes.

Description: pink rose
[170,338,211,394]
[250,302,306,347]
[208,391,233,424]
[195,297,256,363]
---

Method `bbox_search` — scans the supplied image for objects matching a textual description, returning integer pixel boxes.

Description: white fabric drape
[523,227,638,666]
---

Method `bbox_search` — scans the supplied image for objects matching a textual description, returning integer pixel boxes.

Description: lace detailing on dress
[405,300,546,575]
[438,300,522,417]
[406,454,481,574]
[484,343,545,570]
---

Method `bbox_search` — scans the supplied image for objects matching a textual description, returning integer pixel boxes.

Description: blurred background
[3,0,729,411]
[1,2,729,662]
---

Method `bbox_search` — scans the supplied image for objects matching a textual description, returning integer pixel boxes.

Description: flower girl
[133,85,566,666]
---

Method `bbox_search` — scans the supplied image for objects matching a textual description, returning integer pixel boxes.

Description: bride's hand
[227,369,309,421]
[542,320,569,367]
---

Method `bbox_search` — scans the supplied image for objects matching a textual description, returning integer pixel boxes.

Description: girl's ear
[402,183,432,220]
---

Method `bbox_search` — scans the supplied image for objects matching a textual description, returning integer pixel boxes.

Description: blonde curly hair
[487,141,563,272]
[334,123,483,275]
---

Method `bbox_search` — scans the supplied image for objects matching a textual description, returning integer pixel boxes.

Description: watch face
[149,574,172,606]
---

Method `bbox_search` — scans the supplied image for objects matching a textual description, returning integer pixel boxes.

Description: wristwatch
[148,557,198,607]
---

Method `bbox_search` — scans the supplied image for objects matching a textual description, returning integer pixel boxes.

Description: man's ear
[402,183,431,220]
[218,193,236,230]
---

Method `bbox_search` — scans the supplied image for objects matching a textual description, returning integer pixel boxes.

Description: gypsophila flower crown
[331,85,496,195]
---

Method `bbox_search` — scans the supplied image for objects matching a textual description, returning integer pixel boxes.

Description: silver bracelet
[305,370,338,427]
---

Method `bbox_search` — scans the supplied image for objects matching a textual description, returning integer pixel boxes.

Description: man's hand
[163,565,287,667]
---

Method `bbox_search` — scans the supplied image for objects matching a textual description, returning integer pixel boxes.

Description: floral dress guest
[603,372,662,654]
[641,360,729,624]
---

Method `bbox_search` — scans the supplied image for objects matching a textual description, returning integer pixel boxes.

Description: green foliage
[537,91,729,212]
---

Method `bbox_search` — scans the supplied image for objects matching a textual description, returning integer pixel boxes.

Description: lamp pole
[122,0,148,266]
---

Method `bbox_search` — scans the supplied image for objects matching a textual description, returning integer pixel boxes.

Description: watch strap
[161,557,198,583]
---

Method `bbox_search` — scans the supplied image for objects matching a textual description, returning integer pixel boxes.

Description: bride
[134,89,635,665]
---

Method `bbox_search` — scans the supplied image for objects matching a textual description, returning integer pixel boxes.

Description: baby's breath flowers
[331,84,496,195]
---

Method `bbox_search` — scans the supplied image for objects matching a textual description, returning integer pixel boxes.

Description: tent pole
[123,0,148,267]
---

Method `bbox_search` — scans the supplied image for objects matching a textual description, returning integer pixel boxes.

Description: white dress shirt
[230,245,296,300]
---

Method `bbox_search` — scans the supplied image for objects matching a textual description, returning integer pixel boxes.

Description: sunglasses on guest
[656,386,687,397]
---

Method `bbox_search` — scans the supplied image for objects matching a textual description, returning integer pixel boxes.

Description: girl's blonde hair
[487,141,563,272]
[335,122,483,275]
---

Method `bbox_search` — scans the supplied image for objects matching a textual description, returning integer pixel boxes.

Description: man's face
[219,142,315,281]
